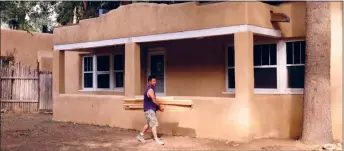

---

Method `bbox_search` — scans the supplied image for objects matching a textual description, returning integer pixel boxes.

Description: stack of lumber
[123,96,193,111]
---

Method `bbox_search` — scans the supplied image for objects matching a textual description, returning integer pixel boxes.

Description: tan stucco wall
[271,2,306,37]
[1,29,53,71]
[53,94,305,141]
[330,2,342,142]
[53,2,306,45]
[251,95,303,139]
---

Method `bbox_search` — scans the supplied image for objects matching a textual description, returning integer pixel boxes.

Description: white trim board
[54,25,281,51]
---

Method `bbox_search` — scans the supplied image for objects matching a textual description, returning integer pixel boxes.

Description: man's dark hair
[148,75,156,82]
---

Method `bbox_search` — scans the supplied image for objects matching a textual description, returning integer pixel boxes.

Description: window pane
[228,47,234,67]
[261,44,270,65]
[286,42,293,64]
[97,56,110,71]
[270,44,277,65]
[254,45,261,66]
[228,68,235,89]
[97,74,110,88]
[83,57,93,72]
[115,72,124,88]
[151,55,164,74]
[150,55,164,93]
[84,73,93,88]
[254,68,277,88]
[114,55,124,70]
[294,42,301,64]
[287,66,305,88]
[301,41,306,64]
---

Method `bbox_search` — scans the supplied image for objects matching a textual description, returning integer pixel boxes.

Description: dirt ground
[1,113,319,151]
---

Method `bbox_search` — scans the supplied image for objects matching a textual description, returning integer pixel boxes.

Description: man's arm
[147,89,160,106]
[147,89,163,111]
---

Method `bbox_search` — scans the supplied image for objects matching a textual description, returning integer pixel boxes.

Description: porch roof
[54,25,280,51]
[53,1,306,51]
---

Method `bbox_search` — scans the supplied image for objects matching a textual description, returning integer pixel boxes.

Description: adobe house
[52,2,342,141]
[0,29,54,71]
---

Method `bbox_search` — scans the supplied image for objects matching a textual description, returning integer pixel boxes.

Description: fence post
[37,61,40,112]
[0,59,2,105]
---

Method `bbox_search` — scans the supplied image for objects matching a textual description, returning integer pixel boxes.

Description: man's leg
[136,124,149,142]
[140,124,150,135]
[148,111,164,145]
[151,126,159,140]
[136,113,151,143]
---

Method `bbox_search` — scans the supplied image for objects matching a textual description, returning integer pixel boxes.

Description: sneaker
[155,138,165,145]
[136,134,146,143]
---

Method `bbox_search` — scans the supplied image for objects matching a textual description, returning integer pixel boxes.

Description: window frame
[82,55,94,91]
[224,39,305,95]
[147,47,167,96]
[81,52,124,92]
[252,43,279,93]
[113,54,125,91]
[282,40,305,94]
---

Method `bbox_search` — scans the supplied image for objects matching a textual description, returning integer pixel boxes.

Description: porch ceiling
[54,25,281,51]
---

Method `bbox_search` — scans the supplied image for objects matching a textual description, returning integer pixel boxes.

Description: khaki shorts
[145,109,158,127]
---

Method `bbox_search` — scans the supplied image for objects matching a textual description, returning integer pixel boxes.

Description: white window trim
[282,40,305,94]
[81,53,124,92]
[82,56,94,91]
[113,53,125,90]
[224,40,305,95]
[147,47,166,96]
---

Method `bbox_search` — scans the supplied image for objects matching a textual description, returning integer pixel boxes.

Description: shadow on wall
[288,96,303,139]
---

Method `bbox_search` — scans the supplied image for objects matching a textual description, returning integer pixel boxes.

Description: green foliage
[0,1,56,32]
[55,1,121,25]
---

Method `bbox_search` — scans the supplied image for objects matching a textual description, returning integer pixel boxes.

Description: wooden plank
[37,61,40,110]
[123,103,192,107]
[124,99,193,106]
[123,104,192,111]
[1,100,38,103]
[271,12,290,22]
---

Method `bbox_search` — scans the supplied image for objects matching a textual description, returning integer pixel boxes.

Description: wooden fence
[39,71,53,111]
[0,62,52,113]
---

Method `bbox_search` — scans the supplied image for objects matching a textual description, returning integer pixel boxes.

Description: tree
[54,1,122,25]
[53,1,193,26]
[301,2,333,144]
[0,1,56,32]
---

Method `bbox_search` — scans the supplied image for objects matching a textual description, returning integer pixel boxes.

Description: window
[83,56,93,88]
[225,40,305,94]
[226,44,277,90]
[96,56,110,89]
[227,47,235,89]
[286,41,305,89]
[147,49,166,95]
[82,54,124,91]
[114,55,124,88]
[253,44,277,89]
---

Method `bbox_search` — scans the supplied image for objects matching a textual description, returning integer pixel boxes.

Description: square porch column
[124,42,141,99]
[234,32,254,100]
[233,31,254,140]
[52,50,65,120]
[52,50,65,100]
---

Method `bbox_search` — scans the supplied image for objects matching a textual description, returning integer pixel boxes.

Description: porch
[52,27,304,141]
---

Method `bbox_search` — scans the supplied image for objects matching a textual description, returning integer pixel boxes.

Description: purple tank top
[143,85,158,112]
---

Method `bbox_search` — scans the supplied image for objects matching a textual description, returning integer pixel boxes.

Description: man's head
[148,75,157,87]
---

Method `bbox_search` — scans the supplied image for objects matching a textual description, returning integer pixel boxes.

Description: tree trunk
[301,2,333,144]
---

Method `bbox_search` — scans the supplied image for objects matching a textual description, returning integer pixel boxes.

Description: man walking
[136,75,165,145]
